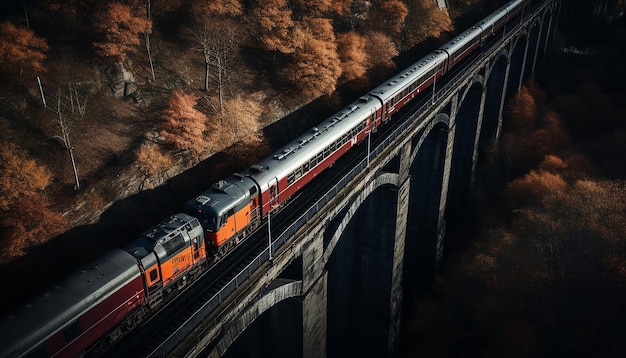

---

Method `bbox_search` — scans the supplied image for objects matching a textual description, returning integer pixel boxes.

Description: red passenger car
[0,249,145,357]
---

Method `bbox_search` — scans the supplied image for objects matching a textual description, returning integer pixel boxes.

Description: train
[0,0,550,356]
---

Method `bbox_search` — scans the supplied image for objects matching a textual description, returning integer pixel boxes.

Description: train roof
[438,24,483,54]
[246,95,381,191]
[0,249,141,358]
[503,0,524,12]
[127,213,202,263]
[476,7,509,29]
[368,50,448,102]
[477,0,523,29]
[185,174,257,218]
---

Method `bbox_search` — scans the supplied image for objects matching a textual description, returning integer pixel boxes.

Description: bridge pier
[302,230,327,358]
[388,142,411,354]
[302,272,327,358]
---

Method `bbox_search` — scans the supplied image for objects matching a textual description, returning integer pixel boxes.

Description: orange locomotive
[0,213,208,357]
[185,175,261,257]
[126,213,208,307]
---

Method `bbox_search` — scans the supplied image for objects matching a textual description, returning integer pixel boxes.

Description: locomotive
[0,213,206,357]
[0,0,552,356]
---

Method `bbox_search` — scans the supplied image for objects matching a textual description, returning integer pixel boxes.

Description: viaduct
[137,1,560,357]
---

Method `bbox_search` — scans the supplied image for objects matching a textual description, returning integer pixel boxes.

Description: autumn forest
[1,0,625,356]
[398,8,626,356]
[0,0,463,265]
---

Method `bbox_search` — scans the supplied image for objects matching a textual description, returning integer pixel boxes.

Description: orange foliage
[535,154,596,181]
[368,0,409,36]
[291,0,332,17]
[331,0,370,30]
[0,143,53,211]
[562,154,596,178]
[220,95,268,161]
[364,31,398,71]
[136,143,173,177]
[192,0,242,17]
[502,85,572,174]
[0,22,49,77]
[92,2,152,61]
[337,32,369,81]
[537,154,567,172]
[255,0,295,53]
[402,0,453,48]
[0,196,67,262]
[160,90,208,157]
[540,110,571,148]
[218,94,263,148]
[281,18,341,100]
[330,0,350,15]
[505,85,538,133]
[510,179,626,282]
[505,170,567,209]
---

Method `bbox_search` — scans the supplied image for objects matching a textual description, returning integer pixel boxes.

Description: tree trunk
[145,31,155,82]
[204,58,209,91]
[68,144,80,190]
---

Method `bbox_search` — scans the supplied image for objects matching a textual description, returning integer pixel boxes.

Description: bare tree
[50,88,86,190]
[143,0,156,81]
[187,17,238,113]
[46,54,92,190]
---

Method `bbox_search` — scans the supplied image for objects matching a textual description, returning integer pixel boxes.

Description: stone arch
[507,31,528,97]
[323,172,399,265]
[488,47,511,70]
[481,53,509,164]
[325,171,400,357]
[456,73,486,110]
[536,7,554,67]
[524,17,543,80]
[410,113,451,163]
[405,114,449,292]
[446,79,484,227]
[215,280,304,356]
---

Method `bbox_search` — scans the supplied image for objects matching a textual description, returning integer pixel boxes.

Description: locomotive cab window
[149,268,158,282]
[163,234,185,257]
[203,214,218,232]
